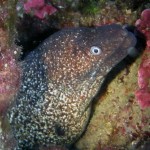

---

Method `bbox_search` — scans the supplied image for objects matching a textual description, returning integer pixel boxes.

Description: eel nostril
[122,30,128,37]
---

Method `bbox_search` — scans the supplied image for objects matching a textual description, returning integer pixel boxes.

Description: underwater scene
[0,0,150,150]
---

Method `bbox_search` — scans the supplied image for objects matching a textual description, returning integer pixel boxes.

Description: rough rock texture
[76,57,150,149]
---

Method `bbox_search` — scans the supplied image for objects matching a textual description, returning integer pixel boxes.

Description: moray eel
[8,24,136,149]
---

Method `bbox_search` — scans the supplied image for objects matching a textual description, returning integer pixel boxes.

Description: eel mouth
[125,30,137,57]
[117,28,137,58]
[123,25,146,57]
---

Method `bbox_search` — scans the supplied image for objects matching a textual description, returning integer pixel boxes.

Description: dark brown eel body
[8,24,137,149]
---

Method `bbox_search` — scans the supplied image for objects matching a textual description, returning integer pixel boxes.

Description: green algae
[6,0,18,45]
[79,0,106,15]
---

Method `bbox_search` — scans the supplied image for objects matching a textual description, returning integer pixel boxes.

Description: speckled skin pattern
[8,24,136,149]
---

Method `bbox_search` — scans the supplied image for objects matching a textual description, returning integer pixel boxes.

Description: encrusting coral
[23,0,57,19]
[135,9,150,109]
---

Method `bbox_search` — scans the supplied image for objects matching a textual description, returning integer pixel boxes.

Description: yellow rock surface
[76,57,150,149]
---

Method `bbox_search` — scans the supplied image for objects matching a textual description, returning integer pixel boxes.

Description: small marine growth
[135,9,150,109]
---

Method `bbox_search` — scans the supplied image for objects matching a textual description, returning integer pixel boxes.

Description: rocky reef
[0,0,149,150]
[135,9,150,109]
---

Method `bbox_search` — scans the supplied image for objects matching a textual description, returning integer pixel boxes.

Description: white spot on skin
[14,50,17,55]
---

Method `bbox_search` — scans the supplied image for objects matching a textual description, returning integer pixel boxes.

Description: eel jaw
[127,47,138,57]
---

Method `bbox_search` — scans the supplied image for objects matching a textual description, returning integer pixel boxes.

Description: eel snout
[123,26,138,57]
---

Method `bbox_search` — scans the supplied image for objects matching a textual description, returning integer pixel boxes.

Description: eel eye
[90,46,102,55]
